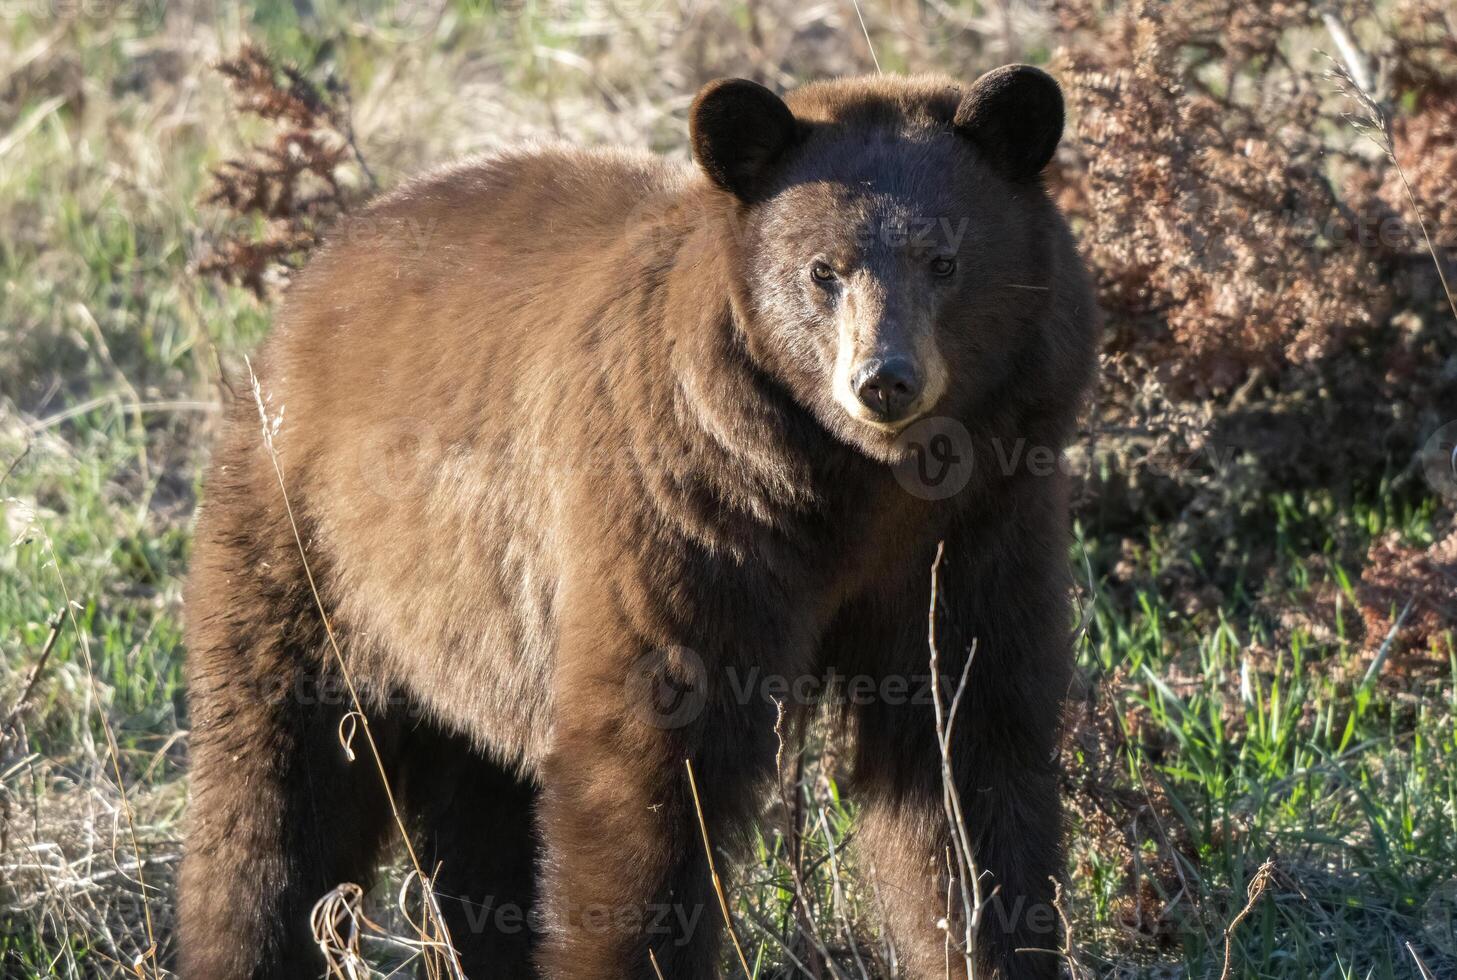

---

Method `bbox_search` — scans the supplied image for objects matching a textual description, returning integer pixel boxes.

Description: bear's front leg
[536,626,775,980]
[850,496,1074,980]
[857,731,1064,980]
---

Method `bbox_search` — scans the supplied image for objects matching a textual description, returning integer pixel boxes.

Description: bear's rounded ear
[953,64,1064,181]
[690,78,799,201]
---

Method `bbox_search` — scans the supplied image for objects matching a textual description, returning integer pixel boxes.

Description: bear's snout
[852,356,922,422]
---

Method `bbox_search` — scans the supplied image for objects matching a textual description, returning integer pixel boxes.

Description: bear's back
[257,141,692,473]
[216,144,694,767]
[286,142,687,333]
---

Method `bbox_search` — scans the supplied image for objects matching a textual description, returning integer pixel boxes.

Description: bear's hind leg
[181,652,401,977]
[181,515,400,979]
[400,723,541,977]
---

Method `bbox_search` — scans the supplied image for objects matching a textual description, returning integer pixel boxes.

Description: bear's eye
[810,261,837,284]
[931,256,957,278]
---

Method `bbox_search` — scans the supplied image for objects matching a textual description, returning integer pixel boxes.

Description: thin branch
[1320,10,1374,96]
[1218,858,1276,980]
[0,440,32,490]
[685,757,754,979]
[772,698,841,980]
[45,555,161,978]
[848,0,881,74]
[1407,941,1439,980]
[245,358,465,979]
[814,807,871,980]
[928,542,982,978]
[1325,24,1457,326]
[1,608,66,736]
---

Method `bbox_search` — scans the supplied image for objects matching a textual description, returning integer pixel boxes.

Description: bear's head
[690,67,1072,463]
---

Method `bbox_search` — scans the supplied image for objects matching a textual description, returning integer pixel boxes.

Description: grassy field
[1,1,1455,977]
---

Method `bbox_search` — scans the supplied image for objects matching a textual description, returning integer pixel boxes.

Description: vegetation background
[1,0,1455,977]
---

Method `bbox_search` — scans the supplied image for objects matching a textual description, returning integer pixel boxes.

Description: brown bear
[181,65,1097,979]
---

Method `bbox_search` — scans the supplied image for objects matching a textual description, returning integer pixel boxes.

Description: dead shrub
[1359,528,1457,659]
[1053,0,1396,391]
[1052,0,1457,560]
[196,45,372,299]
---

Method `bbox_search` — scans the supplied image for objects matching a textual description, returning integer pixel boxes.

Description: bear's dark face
[690,69,1066,462]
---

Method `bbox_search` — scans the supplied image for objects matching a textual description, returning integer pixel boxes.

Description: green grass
[1,2,1454,978]
[1069,541,1457,977]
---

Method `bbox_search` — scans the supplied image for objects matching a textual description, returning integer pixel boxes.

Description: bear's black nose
[852,357,921,422]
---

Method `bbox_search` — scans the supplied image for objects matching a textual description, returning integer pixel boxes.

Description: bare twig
[848,0,881,74]
[772,698,840,980]
[1326,35,1457,325]
[1320,10,1375,97]
[1051,879,1086,980]
[1362,595,1415,687]
[332,80,378,193]
[1219,858,1277,980]
[44,555,161,977]
[0,440,31,490]
[685,757,753,979]
[2,608,65,737]
[928,542,981,978]
[1406,941,1439,980]
[814,806,871,980]
[246,359,464,979]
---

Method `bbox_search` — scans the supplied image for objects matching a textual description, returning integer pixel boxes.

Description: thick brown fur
[182,68,1097,979]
